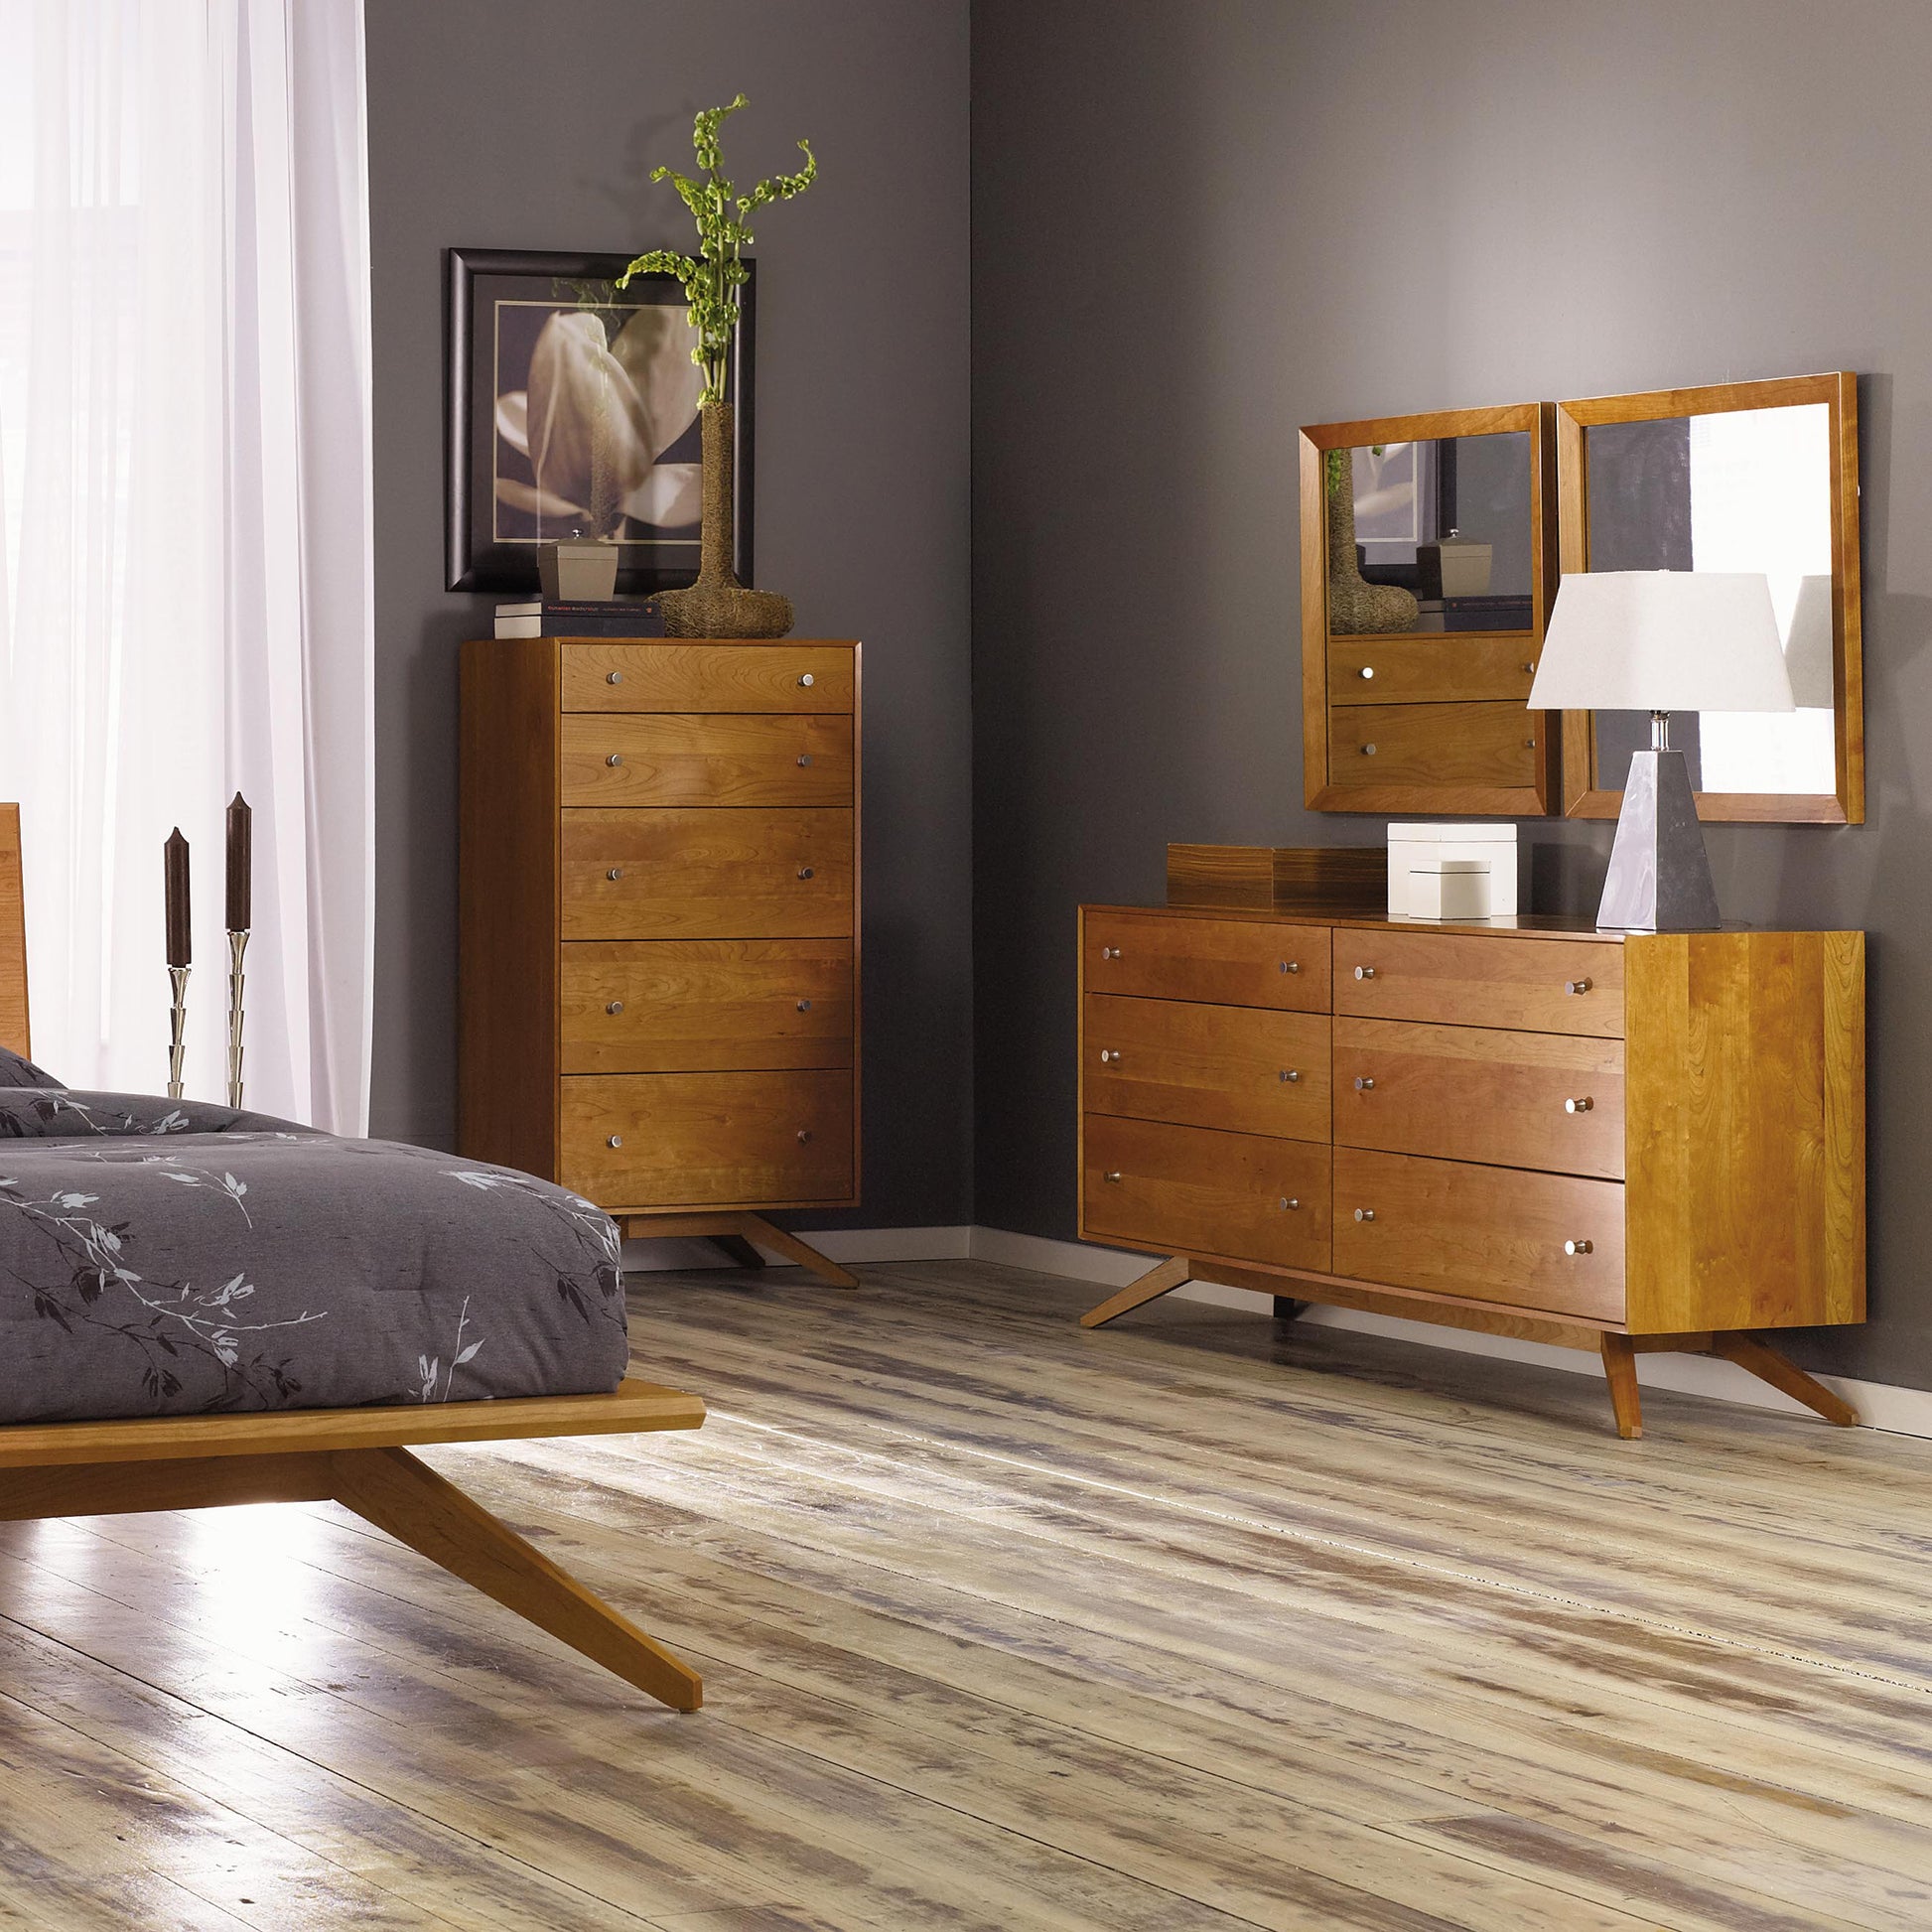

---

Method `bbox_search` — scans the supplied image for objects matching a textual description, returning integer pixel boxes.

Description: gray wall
[971,0,1932,1387]
[364,0,972,1226]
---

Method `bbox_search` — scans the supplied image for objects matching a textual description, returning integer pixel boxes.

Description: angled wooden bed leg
[1599,1334,1643,1440]
[1713,1333,1861,1427]
[329,1448,703,1713]
[710,1234,767,1271]
[737,1214,859,1290]
[1082,1255,1191,1329]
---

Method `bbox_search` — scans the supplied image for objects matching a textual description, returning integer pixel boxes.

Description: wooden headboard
[0,805,28,1055]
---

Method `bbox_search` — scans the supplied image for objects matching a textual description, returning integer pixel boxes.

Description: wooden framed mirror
[1556,372,1863,824]
[1300,402,1559,815]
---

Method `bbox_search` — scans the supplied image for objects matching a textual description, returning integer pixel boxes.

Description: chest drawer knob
[796,998,812,1013]
[1566,977,1593,996]
[1354,965,1376,980]
[606,753,623,766]
[1280,1196,1301,1211]
[798,672,815,688]
[1565,1238,1594,1256]
[1354,1207,1376,1223]
[797,866,815,880]
[607,670,623,685]
[1280,959,1300,974]
[606,1001,624,1016]
[607,1134,623,1150]
[1360,743,1378,757]
[1103,1171,1122,1183]
[1353,1076,1374,1091]
[1565,1095,1593,1113]
[606,868,622,882]
[1280,1068,1301,1083]
[1102,945,1122,960]
[1359,665,1374,679]
[797,753,813,766]
[796,1129,813,1144]
[1098,1048,1121,1064]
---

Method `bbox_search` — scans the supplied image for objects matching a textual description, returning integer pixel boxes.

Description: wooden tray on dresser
[1076,899,1865,1438]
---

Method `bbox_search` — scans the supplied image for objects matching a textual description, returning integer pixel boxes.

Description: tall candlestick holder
[226,929,248,1108]
[167,965,191,1101]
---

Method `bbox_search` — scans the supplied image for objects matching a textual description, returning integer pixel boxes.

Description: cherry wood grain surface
[0,801,26,1056]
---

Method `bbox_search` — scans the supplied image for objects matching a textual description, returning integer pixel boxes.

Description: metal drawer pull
[1280,1196,1301,1211]
[1354,1207,1375,1223]
[1565,1095,1593,1114]
[606,867,622,882]
[797,753,813,766]
[797,672,815,687]
[1565,1238,1593,1256]
[1102,945,1122,960]
[796,998,812,1013]
[1099,1048,1121,1064]
[1359,665,1374,679]
[1354,1076,1374,1091]
[797,866,814,880]
[796,1129,813,1144]
[1524,737,1536,749]
[1566,977,1593,995]
[606,753,623,766]
[607,1134,622,1150]
[1280,1069,1300,1083]
[1360,743,1377,756]
[606,1001,624,1016]
[1521,661,1534,674]
[1104,1171,1122,1183]
[607,670,623,685]
[1354,965,1376,980]
[1280,960,1300,974]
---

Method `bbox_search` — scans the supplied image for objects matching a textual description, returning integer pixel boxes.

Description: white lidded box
[1388,822,1520,920]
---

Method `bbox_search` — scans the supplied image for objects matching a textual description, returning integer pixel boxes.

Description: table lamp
[1526,571,1794,931]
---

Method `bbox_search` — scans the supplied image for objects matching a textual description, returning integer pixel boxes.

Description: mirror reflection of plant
[619,94,816,406]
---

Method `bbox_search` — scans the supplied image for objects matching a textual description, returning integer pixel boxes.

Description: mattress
[0,1088,628,1425]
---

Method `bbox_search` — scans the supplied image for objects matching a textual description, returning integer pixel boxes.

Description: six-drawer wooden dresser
[460,637,861,1287]
[1077,902,1865,1435]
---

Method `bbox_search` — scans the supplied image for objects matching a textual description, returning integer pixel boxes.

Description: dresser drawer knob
[797,672,815,688]
[796,998,812,1013]
[1354,1207,1375,1223]
[1524,737,1537,749]
[1359,665,1374,680]
[1565,1095,1593,1113]
[1280,1196,1301,1211]
[1360,743,1377,756]
[1522,661,1534,674]
[606,753,623,766]
[1354,965,1376,981]
[1103,1171,1122,1183]
[797,866,815,880]
[1280,960,1300,974]
[1099,1048,1121,1064]
[1280,1068,1300,1083]
[606,670,623,685]
[606,1001,624,1016]
[1101,945,1122,960]
[1566,977,1593,995]
[797,753,813,766]
[796,1129,813,1144]
[607,868,623,882]
[1353,1076,1374,1091]
[607,1134,623,1150]
[1565,1238,1593,1256]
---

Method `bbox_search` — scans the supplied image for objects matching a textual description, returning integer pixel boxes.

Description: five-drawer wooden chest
[459,638,861,1286]
[1077,903,1865,1435]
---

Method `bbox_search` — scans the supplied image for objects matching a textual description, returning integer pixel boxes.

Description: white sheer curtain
[0,0,373,1132]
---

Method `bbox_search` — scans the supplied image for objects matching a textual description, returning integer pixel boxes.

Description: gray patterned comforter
[0,1090,627,1424]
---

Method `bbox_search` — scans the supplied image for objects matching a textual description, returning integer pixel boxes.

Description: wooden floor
[0,1263,1930,1928]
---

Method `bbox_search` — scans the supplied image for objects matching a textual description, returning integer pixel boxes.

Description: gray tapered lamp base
[1596,746,1721,933]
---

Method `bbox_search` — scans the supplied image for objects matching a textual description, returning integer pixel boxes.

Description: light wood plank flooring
[0,1259,1928,1927]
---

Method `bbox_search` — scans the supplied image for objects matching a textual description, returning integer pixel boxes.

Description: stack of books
[494,598,665,639]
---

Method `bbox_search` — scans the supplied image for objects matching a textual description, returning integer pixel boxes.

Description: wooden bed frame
[0,804,708,1712]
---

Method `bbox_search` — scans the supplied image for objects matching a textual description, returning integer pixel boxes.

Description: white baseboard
[624,1219,1932,1440]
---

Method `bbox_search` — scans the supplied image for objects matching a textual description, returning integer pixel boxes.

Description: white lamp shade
[1526,571,1796,714]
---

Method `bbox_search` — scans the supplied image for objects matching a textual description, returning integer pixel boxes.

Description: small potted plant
[621,95,816,637]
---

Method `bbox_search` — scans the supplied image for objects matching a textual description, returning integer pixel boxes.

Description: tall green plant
[618,95,817,407]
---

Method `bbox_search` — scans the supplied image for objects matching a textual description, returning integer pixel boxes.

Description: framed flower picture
[444,247,755,593]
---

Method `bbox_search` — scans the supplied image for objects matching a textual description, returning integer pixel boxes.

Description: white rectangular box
[1388,822,1519,920]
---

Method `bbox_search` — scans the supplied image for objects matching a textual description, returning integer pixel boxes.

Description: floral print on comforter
[0,1091,627,1423]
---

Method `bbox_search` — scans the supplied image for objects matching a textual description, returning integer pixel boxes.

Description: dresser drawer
[561,809,854,940]
[561,642,854,713]
[1327,637,1539,707]
[1332,928,1623,1036]
[1334,1018,1624,1178]
[1083,995,1329,1141]
[1082,1116,1330,1271]
[1332,1148,1625,1320]
[1083,911,1329,1012]
[561,940,855,1073]
[561,714,852,809]
[561,1069,855,1208]
[1326,700,1541,789]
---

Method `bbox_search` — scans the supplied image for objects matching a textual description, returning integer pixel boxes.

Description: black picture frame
[444,246,755,594]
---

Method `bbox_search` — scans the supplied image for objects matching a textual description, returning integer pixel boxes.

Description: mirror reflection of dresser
[1299,373,1863,825]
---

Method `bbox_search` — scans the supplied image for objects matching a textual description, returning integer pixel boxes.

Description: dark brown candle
[164,829,191,969]
[225,792,251,931]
